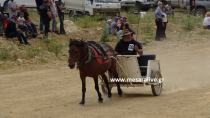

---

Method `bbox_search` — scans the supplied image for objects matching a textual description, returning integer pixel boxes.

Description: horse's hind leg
[116,82,123,96]
[93,77,103,103]
[101,74,112,98]
[109,59,123,96]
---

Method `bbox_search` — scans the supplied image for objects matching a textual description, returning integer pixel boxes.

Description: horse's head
[68,39,87,69]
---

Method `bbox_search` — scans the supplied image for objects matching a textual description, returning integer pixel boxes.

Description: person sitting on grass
[203,12,210,29]
[5,15,30,45]
[17,5,38,38]
[115,30,143,55]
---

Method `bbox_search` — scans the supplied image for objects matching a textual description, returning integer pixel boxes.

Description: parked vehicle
[170,0,210,15]
[64,0,121,16]
[0,0,36,9]
[121,0,156,11]
[187,0,210,15]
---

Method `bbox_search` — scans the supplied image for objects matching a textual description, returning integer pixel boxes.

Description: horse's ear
[69,39,72,45]
[80,39,85,47]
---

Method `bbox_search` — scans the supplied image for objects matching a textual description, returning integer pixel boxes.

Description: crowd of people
[0,0,209,46]
[36,0,66,38]
[0,0,66,45]
[102,16,143,55]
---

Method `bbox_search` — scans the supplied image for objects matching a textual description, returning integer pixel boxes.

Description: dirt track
[0,40,210,118]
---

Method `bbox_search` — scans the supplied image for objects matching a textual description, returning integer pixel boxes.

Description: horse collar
[78,46,93,68]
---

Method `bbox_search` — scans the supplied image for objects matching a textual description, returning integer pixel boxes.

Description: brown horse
[68,39,122,105]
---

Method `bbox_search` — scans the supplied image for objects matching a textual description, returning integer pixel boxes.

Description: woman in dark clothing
[154,1,165,40]
[35,0,44,32]
[39,0,51,38]
[5,16,29,45]
[56,0,65,34]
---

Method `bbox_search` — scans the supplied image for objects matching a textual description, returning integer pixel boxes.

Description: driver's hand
[135,45,143,55]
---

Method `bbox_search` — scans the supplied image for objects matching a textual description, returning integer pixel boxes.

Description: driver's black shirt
[115,39,143,55]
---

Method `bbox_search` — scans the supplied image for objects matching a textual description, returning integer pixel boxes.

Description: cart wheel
[151,71,163,96]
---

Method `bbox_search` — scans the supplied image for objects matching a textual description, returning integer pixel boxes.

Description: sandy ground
[0,39,210,118]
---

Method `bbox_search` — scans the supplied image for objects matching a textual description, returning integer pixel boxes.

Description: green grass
[42,39,64,57]
[127,14,140,24]
[182,15,203,31]
[74,14,105,28]
[25,48,41,59]
[0,48,11,61]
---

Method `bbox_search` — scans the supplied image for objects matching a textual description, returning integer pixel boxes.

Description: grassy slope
[0,10,210,69]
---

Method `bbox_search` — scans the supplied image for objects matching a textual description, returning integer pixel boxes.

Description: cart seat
[138,54,156,76]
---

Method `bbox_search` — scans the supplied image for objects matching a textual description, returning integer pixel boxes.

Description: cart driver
[115,30,143,55]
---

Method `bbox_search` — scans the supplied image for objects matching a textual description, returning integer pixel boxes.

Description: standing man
[56,0,65,34]
[39,0,51,38]
[35,0,44,33]
[154,1,165,41]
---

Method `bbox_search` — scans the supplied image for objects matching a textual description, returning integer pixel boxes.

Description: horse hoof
[118,90,123,97]
[98,98,103,103]
[108,93,112,98]
[79,101,85,105]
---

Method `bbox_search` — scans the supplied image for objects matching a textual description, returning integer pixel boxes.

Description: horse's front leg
[93,77,103,103]
[80,75,86,105]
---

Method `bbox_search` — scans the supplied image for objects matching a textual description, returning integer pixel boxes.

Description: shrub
[75,14,103,28]
[42,39,64,57]
[0,48,10,61]
[182,15,202,31]
[25,48,41,59]
[127,14,139,24]
[101,23,111,42]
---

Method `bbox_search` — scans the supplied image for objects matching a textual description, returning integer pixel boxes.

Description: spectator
[39,0,51,38]
[5,15,29,45]
[35,0,44,32]
[110,17,118,35]
[116,18,124,31]
[2,0,10,13]
[154,1,165,41]
[56,0,65,34]
[7,0,18,18]
[203,12,210,29]
[50,0,58,33]
[0,12,4,36]
[17,6,37,38]
[116,18,124,41]
[162,3,168,39]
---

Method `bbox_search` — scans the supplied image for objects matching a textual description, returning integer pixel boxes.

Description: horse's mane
[69,39,83,47]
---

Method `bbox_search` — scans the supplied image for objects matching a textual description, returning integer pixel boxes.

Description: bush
[182,15,202,31]
[75,14,104,28]
[127,14,139,24]
[25,48,41,59]
[0,48,10,61]
[101,23,111,42]
[140,14,154,41]
[42,39,64,57]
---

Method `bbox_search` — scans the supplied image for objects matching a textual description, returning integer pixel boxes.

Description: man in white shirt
[203,12,210,29]
[8,0,17,18]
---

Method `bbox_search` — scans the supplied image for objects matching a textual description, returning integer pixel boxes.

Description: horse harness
[78,42,109,68]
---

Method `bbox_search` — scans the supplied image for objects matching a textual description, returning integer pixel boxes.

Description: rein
[77,45,93,68]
